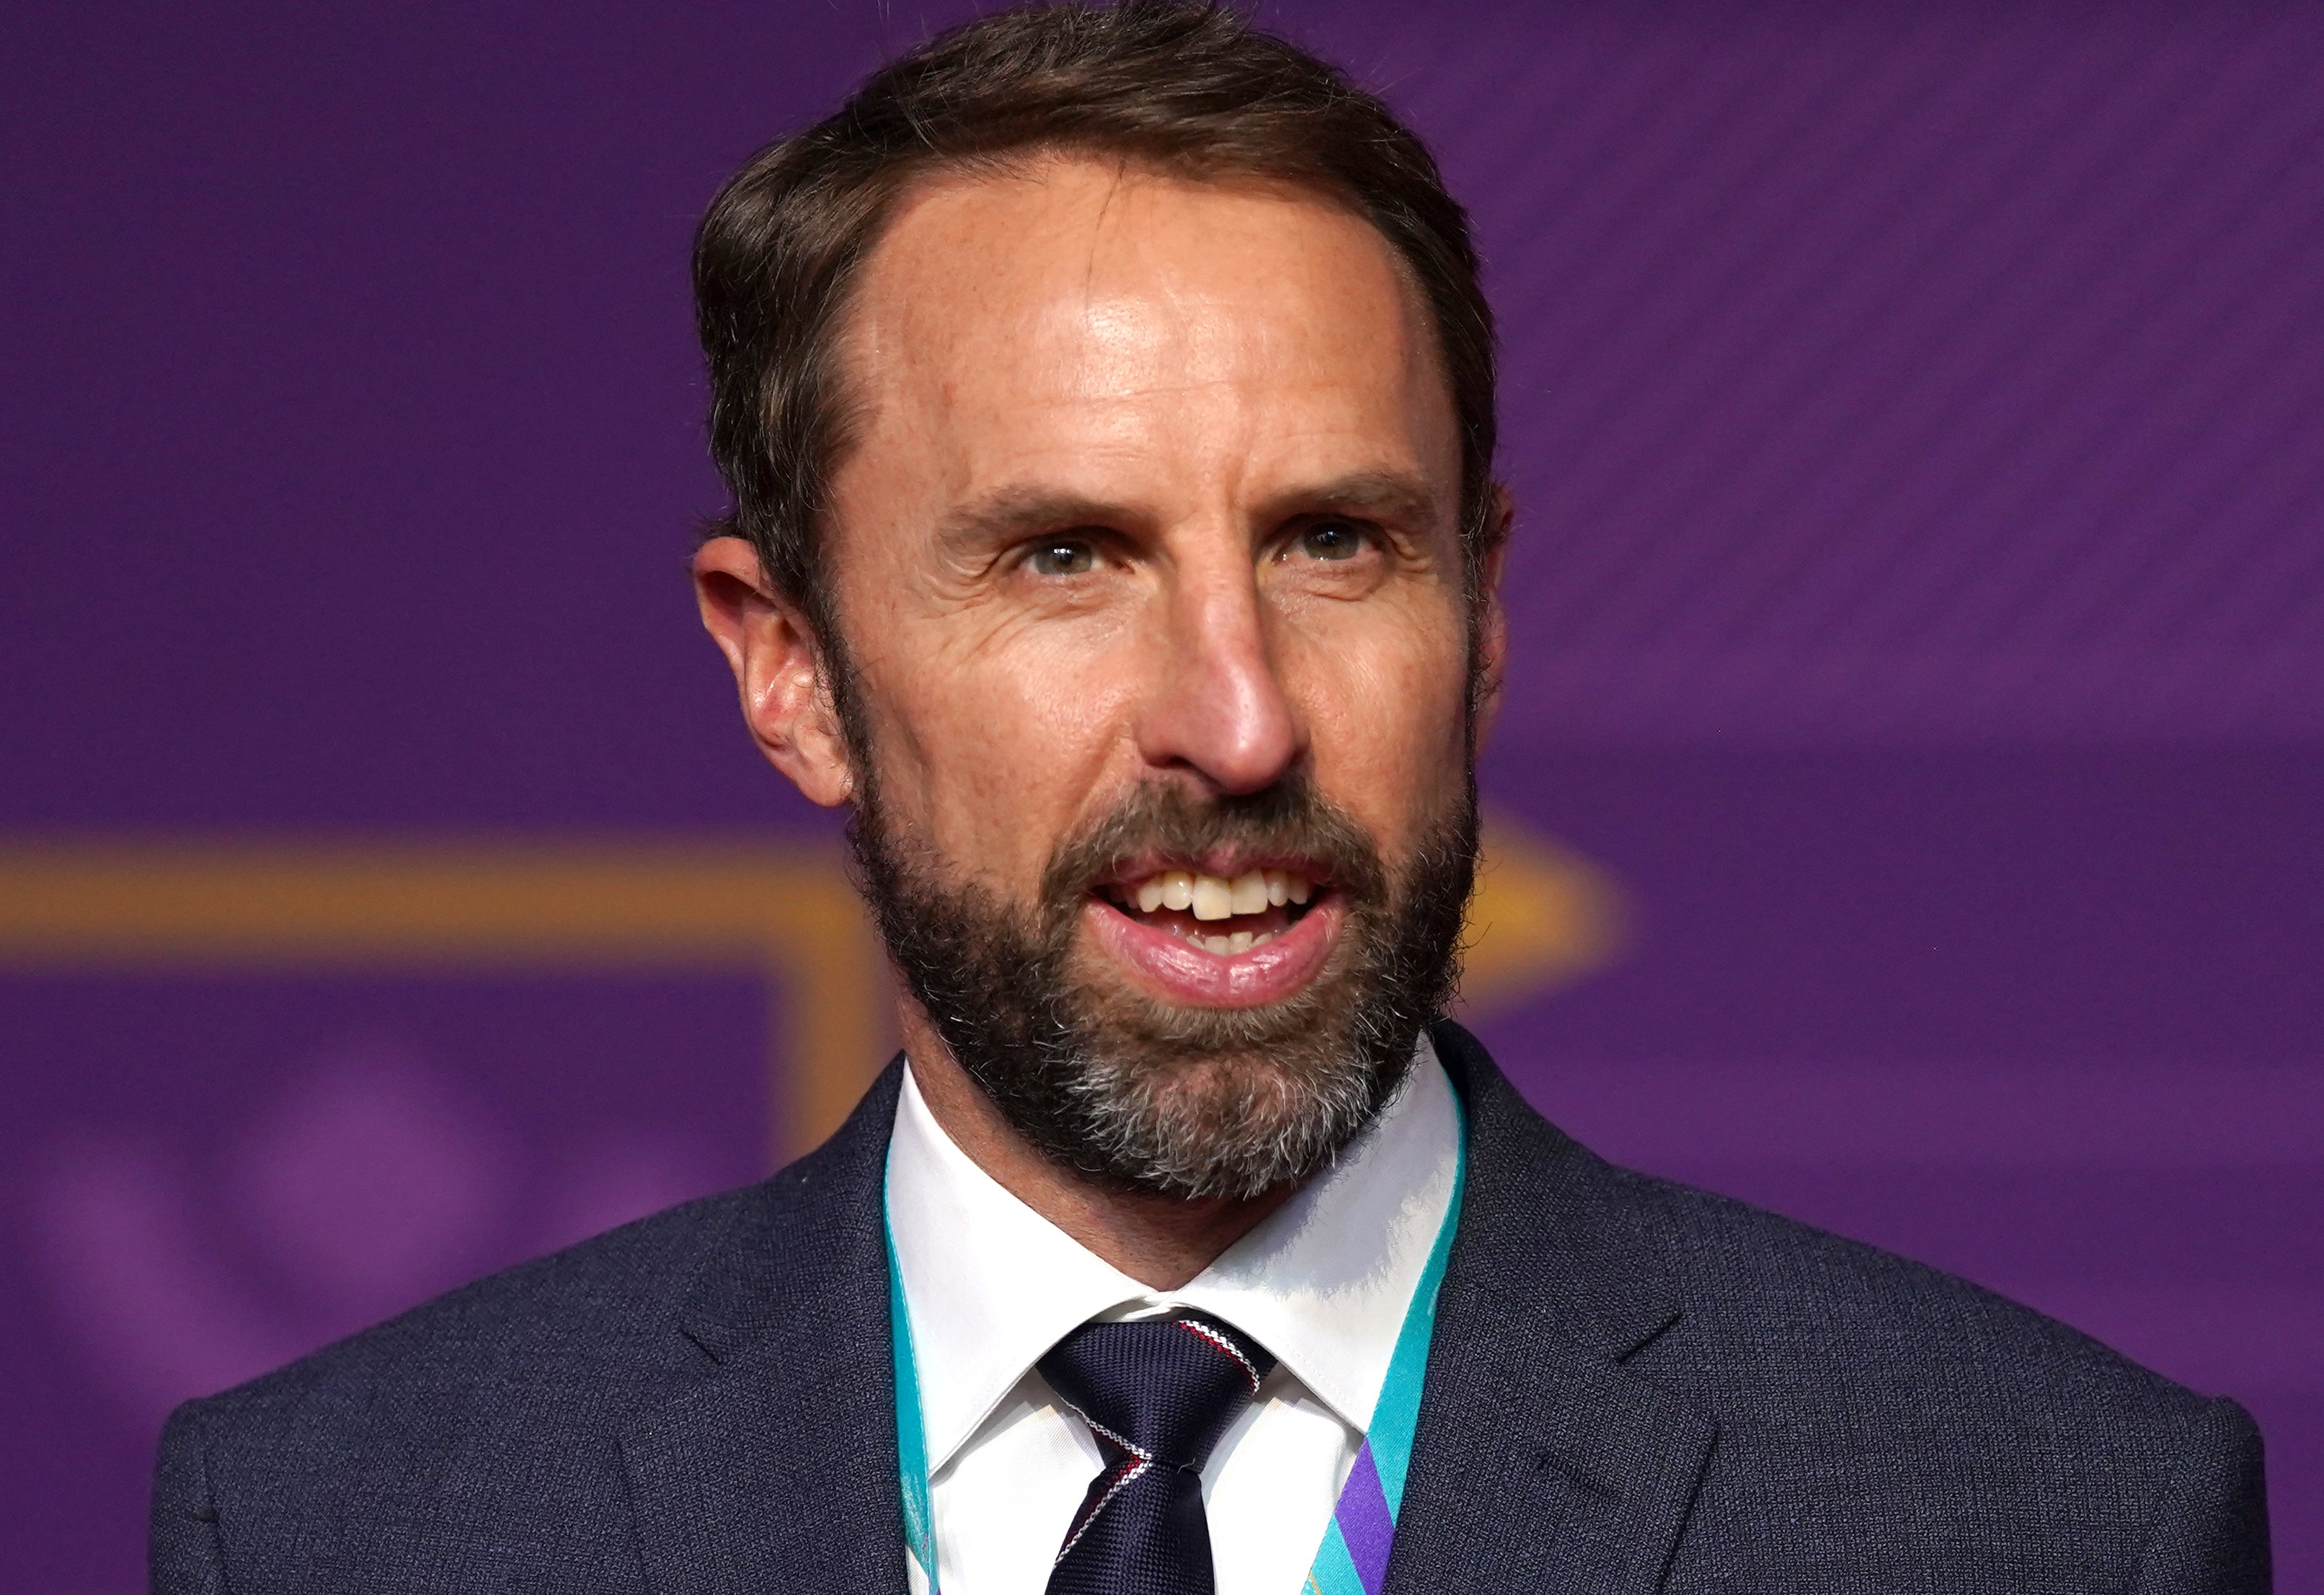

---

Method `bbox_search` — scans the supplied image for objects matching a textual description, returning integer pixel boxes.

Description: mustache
[1037,774,1389,920]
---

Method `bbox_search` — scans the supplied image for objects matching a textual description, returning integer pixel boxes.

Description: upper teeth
[1129,868,1313,920]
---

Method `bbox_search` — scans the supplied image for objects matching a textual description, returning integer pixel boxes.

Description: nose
[1134,553,1303,795]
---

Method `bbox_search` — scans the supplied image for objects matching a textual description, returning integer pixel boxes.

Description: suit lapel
[611,1032,1711,1594]
[1385,1025,1718,1594]
[621,1063,910,1595]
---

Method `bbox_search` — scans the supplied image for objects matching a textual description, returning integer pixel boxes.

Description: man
[152,4,2270,1591]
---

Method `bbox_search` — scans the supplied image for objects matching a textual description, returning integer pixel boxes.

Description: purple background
[4,1,2319,1589]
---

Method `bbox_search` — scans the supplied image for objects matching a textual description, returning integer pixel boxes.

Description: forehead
[833,155,1457,513]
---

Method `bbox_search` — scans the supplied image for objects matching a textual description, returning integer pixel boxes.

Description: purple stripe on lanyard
[1335,1441,1397,1594]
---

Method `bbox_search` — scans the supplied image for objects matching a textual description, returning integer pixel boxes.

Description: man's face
[816,157,1491,1194]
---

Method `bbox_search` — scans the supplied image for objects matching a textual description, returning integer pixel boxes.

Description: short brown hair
[693,0,1498,635]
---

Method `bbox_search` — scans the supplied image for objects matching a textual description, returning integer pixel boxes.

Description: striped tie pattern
[1038,1312,1277,1595]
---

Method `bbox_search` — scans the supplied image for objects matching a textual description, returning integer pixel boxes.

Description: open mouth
[1096,866,1326,956]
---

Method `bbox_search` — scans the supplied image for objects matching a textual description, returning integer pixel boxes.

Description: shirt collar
[884,1036,1459,1472]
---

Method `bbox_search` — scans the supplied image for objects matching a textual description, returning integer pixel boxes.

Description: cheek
[871,613,1144,866]
[1284,604,1473,833]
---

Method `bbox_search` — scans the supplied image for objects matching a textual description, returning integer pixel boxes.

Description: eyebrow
[936,487,1137,548]
[934,468,1447,548]
[1259,469,1444,532]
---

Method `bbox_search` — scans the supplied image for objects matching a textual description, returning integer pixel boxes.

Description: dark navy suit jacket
[151,1023,2271,1592]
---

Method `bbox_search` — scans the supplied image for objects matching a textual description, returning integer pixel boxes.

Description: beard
[848,766,1479,1201]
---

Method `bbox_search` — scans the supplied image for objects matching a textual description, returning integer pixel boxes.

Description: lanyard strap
[887,1096,1466,1595]
[887,1224,941,1591]
[1298,1097,1465,1595]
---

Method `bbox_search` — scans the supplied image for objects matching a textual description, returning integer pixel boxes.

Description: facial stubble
[848,745,1478,1201]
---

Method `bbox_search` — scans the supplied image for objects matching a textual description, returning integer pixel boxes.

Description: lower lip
[1081,892,1341,1008]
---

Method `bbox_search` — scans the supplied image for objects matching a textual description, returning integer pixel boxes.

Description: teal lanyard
[887,1097,1466,1595]
[888,1231,940,1589]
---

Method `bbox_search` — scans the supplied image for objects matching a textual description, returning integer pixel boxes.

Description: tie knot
[1038,1313,1277,1472]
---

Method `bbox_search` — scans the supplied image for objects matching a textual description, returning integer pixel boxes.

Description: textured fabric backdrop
[2,2,2317,1589]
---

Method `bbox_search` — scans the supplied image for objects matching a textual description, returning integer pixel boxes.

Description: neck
[899,1005,1291,1290]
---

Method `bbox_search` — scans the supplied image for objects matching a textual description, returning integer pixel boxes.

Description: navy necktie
[1038,1312,1277,1595]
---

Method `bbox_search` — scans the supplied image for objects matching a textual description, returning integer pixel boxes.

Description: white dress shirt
[884,1037,1459,1595]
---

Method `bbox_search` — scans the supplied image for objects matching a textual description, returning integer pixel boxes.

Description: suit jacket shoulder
[153,1064,909,1595]
[1399,1021,2271,1594]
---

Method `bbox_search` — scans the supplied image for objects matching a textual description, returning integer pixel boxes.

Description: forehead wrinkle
[839,158,1458,540]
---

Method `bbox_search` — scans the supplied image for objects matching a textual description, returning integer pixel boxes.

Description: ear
[692,536,856,807]
[1471,484,1514,751]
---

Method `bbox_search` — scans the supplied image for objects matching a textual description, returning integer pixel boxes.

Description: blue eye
[1299,520,1365,561]
[1029,540,1096,577]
